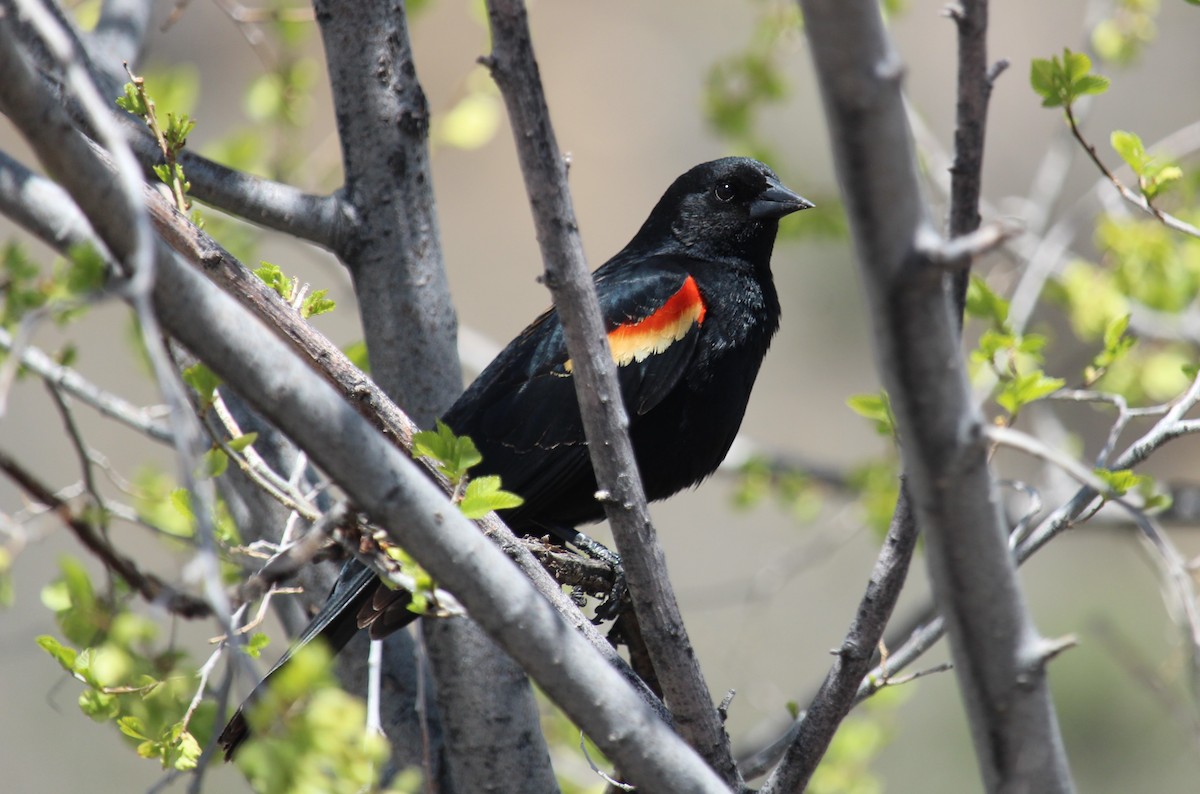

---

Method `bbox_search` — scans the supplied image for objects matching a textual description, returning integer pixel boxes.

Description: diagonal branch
[482,0,737,784]
[0,448,213,617]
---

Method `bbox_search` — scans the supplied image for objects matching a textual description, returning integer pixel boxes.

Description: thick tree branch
[793,2,1075,792]
[482,0,737,785]
[312,0,459,424]
[312,3,553,787]
[751,1,1004,782]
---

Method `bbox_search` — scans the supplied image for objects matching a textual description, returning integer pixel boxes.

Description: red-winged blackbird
[218,157,811,757]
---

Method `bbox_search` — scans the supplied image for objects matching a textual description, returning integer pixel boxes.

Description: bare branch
[751,491,918,787]
[790,2,1075,792]
[483,0,736,783]
[0,325,172,442]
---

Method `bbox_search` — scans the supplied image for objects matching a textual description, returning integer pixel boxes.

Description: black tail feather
[218,561,379,759]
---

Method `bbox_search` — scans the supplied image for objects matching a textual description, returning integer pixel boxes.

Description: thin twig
[1064,104,1200,239]
[0,448,212,617]
[0,326,172,442]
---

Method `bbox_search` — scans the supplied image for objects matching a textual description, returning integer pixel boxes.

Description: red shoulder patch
[606,276,707,367]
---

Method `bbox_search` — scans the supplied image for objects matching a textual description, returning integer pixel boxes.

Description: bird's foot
[567,530,627,622]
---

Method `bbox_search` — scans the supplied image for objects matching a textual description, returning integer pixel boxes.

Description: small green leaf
[79,687,119,721]
[997,371,1065,415]
[245,632,271,659]
[459,475,524,519]
[118,716,150,741]
[167,726,201,771]
[253,262,291,300]
[300,288,335,319]
[1094,467,1143,497]
[181,363,221,409]
[412,420,483,484]
[1031,49,1109,108]
[1072,73,1111,97]
[198,448,229,479]
[846,391,895,437]
[115,82,148,116]
[227,432,258,453]
[163,112,196,150]
[62,242,109,297]
[965,276,1010,329]
[36,634,78,672]
[1111,130,1149,174]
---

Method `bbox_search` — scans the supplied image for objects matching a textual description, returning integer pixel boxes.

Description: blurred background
[2,0,1200,791]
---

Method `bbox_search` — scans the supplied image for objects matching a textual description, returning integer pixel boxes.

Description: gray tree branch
[482,0,738,785]
[312,0,459,424]
[311,2,555,787]
[793,2,1076,792]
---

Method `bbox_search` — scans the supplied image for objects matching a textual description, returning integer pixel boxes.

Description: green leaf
[163,112,196,150]
[79,687,119,721]
[118,715,150,741]
[459,475,524,519]
[1072,74,1111,97]
[116,82,148,116]
[1086,313,1136,385]
[412,420,483,484]
[62,242,109,297]
[997,371,1065,415]
[1030,49,1109,108]
[1094,467,1144,497]
[253,262,291,300]
[228,432,258,453]
[846,391,896,437]
[964,276,1010,329]
[246,632,271,659]
[37,634,78,672]
[1111,130,1149,174]
[181,363,221,409]
[198,448,229,479]
[300,288,335,319]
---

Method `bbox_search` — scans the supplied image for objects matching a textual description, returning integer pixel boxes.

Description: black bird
[219,157,811,757]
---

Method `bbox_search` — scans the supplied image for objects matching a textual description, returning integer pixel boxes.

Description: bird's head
[628,157,813,261]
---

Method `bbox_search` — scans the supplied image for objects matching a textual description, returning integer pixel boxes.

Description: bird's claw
[593,562,627,623]
[567,530,628,622]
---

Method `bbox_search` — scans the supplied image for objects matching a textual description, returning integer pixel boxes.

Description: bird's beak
[749,178,815,220]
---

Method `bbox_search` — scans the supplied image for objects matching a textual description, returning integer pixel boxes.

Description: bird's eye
[713,182,736,202]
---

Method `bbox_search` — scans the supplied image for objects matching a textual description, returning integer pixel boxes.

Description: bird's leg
[563,529,627,621]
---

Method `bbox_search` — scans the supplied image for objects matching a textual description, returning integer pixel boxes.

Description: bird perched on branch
[219,156,811,757]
